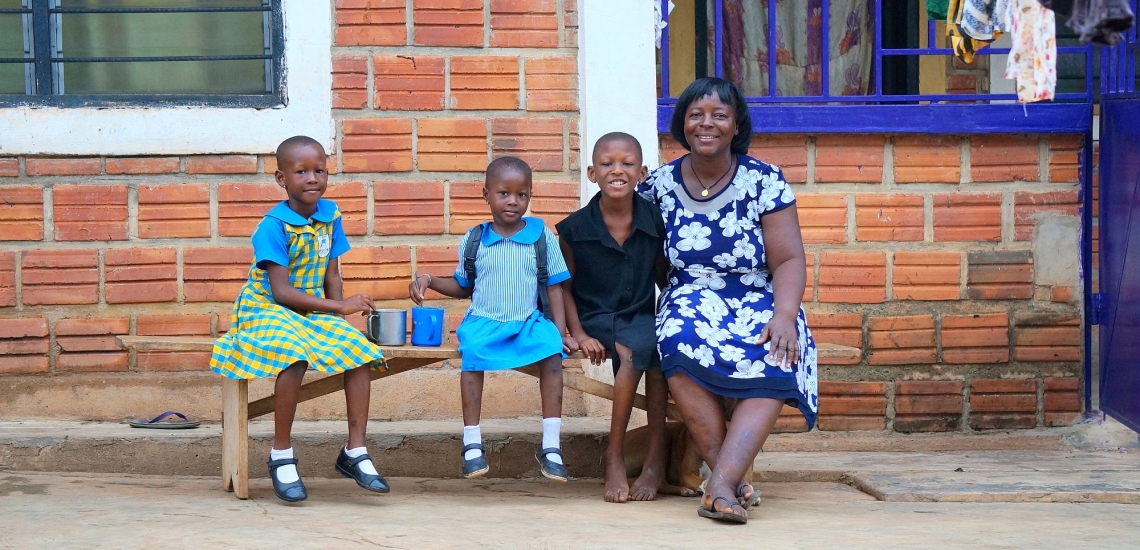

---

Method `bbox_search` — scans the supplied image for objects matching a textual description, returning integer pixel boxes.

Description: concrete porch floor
[1,470,1138,549]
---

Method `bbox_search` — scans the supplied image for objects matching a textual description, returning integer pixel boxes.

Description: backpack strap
[463,224,483,287]
[534,229,553,321]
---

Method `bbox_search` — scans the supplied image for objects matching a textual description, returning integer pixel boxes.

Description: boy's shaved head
[592,132,643,164]
[485,155,532,188]
[276,135,324,166]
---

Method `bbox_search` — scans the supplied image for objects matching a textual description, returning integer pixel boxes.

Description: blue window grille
[657,0,1107,134]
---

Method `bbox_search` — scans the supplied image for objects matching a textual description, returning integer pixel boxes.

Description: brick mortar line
[176,247,185,304]
[483,0,491,48]
[960,382,970,432]
[443,56,452,109]
[1038,136,1050,184]
[518,57,528,111]
[13,250,21,309]
[1000,190,1014,243]
[333,111,582,120]
[365,180,376,237]
[209,182,219,243]
[404,0,414,46]
[556,0,566,48]
[367,55,376,111]
[923,194,933,242]
[1036,378,1046,427]
[805,136,816,185]
[97,249,106,306]
[882,137,895,185]
[333,46,581,58]
[41,184,54,243]
[127,185,139,240]
[959,137,970,184]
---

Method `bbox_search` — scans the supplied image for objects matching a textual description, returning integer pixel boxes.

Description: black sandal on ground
[698,496,748,524]
[267,458,308,502]
[737,484,762,508]
[462,443,489,479]
[535,447,568,482]
[335,449,390,493]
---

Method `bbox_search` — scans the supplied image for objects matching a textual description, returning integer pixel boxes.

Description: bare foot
[629,466,662,501]
[603,453,629,503]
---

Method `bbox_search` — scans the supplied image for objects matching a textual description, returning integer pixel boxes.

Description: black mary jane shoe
[535,447,568,482]
[267,458,308,502]
[335,449,390,493]
[462,443,490,479]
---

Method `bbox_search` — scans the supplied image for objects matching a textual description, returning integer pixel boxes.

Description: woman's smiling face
[683,93,737,158]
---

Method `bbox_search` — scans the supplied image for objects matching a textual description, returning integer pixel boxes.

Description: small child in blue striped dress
[409,156,573,481]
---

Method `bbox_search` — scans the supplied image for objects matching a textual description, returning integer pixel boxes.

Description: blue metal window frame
[657,0,1096,135]
[0,0,286,108]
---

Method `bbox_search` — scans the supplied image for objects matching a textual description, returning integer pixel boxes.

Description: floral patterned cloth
[638,154,819,428]
[1000,0,1057,102]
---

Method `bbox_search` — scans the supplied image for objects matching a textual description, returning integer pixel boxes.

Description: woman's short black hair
[669,77,752,156]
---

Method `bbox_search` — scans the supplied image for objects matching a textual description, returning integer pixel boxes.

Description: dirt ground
[1,471,1138,549]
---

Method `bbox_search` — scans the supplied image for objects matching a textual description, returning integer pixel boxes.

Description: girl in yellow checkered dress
[210,136,388,503]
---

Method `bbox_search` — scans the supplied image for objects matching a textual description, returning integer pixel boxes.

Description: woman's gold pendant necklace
[691,156,736,197]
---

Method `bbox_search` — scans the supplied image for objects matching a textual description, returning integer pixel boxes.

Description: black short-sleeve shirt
[556,192,666,371]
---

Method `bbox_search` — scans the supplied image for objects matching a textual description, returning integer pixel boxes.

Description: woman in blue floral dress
[638,78,817,524]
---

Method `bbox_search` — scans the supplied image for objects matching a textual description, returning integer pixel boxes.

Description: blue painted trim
[1081,130,1095,414]
[656,103,1094,134]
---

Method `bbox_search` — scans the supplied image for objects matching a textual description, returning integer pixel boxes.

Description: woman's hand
[338,294,375,316]
[756,313,799,368]
[408,275,431,305]
[574,334,607,365]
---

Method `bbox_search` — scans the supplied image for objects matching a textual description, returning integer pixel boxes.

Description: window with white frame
[0,0,284,107]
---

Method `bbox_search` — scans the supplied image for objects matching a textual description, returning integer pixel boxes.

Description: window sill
[656,102,1095,135]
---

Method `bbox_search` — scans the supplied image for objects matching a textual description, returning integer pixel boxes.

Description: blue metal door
[1099,23,1140,432]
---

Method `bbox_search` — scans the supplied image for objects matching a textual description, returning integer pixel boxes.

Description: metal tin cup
[410,306,445,347]
[366,309,407,346]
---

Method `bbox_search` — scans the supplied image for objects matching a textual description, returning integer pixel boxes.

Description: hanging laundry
[994,0,1016,32]
[1001,0,1058,102]
[928,0,951,20]
[961,0,1000,40]
[1040,0,1134,45]
[948,0,1004,63]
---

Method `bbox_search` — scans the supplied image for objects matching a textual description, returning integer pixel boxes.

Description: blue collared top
[453,217,570,323]
[251,199,349,272]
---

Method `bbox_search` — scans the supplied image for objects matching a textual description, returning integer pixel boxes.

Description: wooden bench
[116,335,858,499]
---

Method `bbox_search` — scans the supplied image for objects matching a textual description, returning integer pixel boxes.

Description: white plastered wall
[578,0,661,209]
[577,1,660,423]
[0,0,333,155]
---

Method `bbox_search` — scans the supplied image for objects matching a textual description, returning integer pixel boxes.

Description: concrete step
[0,418,1100,481]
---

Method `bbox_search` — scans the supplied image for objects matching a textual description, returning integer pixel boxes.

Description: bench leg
[222,378,249,499]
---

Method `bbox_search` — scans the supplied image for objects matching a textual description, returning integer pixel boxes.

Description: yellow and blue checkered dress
[210,199,385,379]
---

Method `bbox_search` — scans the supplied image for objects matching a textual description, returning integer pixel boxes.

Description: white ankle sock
[345,446,379,476]
[542,417,563,465]
[463,425,483,460]
[269,447,299,483]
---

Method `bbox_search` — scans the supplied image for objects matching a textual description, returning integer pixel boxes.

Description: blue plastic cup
[411,306,445,347]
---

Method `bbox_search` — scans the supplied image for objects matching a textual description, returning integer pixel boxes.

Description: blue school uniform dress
[210,199,386,379]
[454,217,570,371]
[639,154,819,428]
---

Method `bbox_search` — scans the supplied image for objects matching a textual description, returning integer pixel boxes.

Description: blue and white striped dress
[453,217,570,371]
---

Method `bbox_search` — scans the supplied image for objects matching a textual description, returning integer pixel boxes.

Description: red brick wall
[663,133,1086,432]
[0,1,580,380]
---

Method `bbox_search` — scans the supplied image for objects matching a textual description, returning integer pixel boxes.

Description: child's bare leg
[536,354,563,419]
[273,361,306,450]
[461,371,485,427]
[605,343,640,503]
[629,365,668,501]
[343,365,371,449]
[536,354,566,470]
